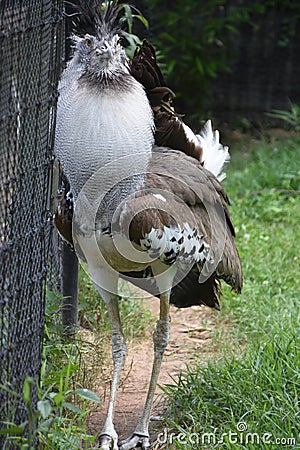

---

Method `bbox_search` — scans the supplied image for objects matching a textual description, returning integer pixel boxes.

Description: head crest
[67,1,137,39]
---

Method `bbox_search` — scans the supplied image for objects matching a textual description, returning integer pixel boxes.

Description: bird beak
[96,41,113,60]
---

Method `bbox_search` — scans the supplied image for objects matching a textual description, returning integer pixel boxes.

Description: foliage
[0,291,101,449]
[266,103,300,131]
[1,271,153,447]
[32,276,152,449]
[0,274,153,448]
[138,0,300,121]
[120,4,149,58]
[161,136,300,449]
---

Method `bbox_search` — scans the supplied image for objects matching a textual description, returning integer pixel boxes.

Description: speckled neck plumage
[55,55,154,200]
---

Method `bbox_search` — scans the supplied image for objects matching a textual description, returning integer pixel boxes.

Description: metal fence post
[61,243,79,331]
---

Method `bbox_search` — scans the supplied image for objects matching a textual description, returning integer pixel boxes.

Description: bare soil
[86,295,218,443]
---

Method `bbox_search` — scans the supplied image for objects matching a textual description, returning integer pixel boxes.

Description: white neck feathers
[55,73,154,198]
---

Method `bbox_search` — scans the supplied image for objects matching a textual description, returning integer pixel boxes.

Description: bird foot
[99,433,118,450]
[119,433,150,450]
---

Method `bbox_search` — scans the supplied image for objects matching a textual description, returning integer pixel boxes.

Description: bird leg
[119,291,170,450]
[98,293,127,450]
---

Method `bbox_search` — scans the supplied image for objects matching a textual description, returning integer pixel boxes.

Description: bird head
[74,32,128,79]
[69,1,134,83]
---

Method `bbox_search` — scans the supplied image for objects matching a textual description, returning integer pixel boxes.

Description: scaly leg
[119,291,170,450]
[98,291,127,450]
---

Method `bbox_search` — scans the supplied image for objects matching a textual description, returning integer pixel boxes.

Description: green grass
[161,136,300,449]
[162,336,299,449]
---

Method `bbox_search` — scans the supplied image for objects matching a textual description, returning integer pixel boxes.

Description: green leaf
[37,400,52,419]
[53,392,65,406]
[39,418,55,429]
[48,391,58,400]
[133,14,149,29]
[64,402,83,414]
[75,388,101,404]
[195,57,204,75]
[23,377,34,405]
[0,426,25,435]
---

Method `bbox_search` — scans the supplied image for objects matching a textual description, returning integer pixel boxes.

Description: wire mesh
[0,0,64,446]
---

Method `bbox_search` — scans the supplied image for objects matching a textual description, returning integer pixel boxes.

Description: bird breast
[55,76,154,199]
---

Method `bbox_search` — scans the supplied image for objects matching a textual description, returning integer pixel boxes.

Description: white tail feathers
[196,120,230,181]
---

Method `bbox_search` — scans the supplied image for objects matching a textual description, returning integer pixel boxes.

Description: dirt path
[87,296,218,442]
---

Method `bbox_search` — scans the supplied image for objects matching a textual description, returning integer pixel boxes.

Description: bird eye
[85,37,93,48]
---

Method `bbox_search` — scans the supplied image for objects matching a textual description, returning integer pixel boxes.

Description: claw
[119,434,150,450]
[99,434,118,450]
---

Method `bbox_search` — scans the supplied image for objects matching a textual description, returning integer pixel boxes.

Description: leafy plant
[0,292,101,449]
[1,271,154,448]
[137,1,300,122]
[120,3,149,58]
[266,103,300,131]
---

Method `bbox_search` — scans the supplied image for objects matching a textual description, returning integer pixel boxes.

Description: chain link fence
[0,1,64,446]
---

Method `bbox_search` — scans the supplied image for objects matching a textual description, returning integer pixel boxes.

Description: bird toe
[98,434,118,450]
[119,434,150,450]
